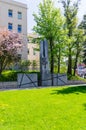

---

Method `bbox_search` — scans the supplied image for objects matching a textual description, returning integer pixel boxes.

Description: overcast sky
[15,0,86,33]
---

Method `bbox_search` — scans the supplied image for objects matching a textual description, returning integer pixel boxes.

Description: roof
[0,0,27,9]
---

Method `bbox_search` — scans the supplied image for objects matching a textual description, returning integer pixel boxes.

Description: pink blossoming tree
[0,28,22,74]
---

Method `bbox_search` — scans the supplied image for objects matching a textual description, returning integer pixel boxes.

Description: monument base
[17,73,38,88]
[41,73,67,86]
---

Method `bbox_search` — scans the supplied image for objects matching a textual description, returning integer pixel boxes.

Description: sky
[15,0,86,33]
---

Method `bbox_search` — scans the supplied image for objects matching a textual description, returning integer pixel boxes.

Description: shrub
[0,70,40,82]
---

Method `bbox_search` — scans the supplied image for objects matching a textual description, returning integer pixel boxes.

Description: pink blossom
[0,28,22,74]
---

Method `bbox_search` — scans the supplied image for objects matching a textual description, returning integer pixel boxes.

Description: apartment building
[28,33,40,68]
[0,0,28,60]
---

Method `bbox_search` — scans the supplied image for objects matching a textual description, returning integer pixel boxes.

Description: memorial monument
[40,39,67,86]
[17,39,67,88]
[40,39,52,86]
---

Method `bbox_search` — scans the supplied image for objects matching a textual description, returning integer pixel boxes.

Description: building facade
[0,0,28,60]
[28,33,40,70]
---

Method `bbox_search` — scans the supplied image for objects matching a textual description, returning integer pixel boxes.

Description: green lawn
[0,86,86,130]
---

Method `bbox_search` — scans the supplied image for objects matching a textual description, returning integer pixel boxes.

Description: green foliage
[19,60,31,70]
[33,0,85,76]
[32,60,37,69]
[61,0,81,75]
[0,70,18,81]
[72,28,85,75]
[79,15,86,64]
[33,0,65,74]
[68,74,86,81]
[0,86,86,129]
[54,64,67,73]
[0,70,40,81]
[33,0,64,40]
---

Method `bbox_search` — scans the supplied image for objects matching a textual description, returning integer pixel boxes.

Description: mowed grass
[0,86,86,130]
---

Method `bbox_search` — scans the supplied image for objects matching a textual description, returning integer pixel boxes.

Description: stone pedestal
[41,73,67,86]
[17,73,38,88]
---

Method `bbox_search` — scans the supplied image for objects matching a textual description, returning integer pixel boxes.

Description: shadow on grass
[51,85,86,95]
[83,103,86,110]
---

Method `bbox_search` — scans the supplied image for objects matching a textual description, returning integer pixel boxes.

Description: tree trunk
[73,47,80,76]
[0,63,3,75]
[58,47,61,73]
[49,38,54,85]
[0,58,8,75]
[0,69,2,75]
[67,48,72,75]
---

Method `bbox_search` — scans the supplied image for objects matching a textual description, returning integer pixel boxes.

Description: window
[18,12,22,19]
[18,25,22,33]
[8,23,13,30]
[8,9,13,17]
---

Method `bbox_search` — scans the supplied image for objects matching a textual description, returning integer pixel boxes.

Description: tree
[79,15,86,64]
[19,60,31,71]
[53,29,68,73]
[33,0,64,76]
[0,28,22,74]
[73,28,85,75]
[32,60,38,70]
[61,0,80,75]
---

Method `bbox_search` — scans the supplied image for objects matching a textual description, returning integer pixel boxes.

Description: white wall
[0,0,28,60]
